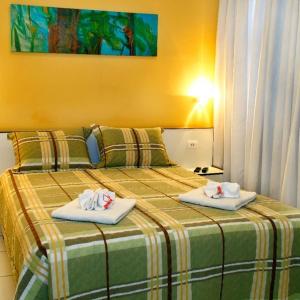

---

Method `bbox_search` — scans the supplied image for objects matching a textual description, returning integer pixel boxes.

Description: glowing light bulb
[188,77,218,108]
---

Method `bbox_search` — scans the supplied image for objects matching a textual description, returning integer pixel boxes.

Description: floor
[0,234,16,300]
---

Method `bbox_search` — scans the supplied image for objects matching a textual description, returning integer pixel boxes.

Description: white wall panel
[0,133,14,174]
[163,129,213,169]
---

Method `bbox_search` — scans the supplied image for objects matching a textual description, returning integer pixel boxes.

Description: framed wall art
[11,4,158,56]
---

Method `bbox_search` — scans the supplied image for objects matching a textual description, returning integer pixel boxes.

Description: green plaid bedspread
[1,166,300,300]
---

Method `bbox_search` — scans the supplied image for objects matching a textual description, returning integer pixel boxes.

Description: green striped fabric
[134,127,172,167]
[9,129,93,171]
[1,166,300,299]
[93,126,172,167]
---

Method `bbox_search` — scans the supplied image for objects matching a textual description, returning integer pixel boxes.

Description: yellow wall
[0,0,219,130]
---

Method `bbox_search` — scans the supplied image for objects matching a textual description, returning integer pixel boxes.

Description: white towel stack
[52,189,136,224]
[179,181,256,211]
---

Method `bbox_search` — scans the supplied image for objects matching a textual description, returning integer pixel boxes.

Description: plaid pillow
[92,126,172,168]
[10,129,92,172]
[134,128,171,167]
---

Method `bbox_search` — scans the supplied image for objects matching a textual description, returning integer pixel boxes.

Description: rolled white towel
[95,188,116,211]
[79,189,97,211]
[222,182,240,198]
[78,189,116,211]
[204,182,240,199]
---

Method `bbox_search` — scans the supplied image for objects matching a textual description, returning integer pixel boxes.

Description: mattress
[0,166,300,299]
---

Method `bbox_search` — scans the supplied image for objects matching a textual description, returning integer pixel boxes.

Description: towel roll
[204,182,240,199]
[79,189,116,211]
[79,189,98,210]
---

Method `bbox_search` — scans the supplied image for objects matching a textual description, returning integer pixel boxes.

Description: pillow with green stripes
[92,126,172,168]
[9,129,93,172]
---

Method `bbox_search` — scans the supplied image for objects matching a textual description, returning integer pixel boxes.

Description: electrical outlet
[187,140,198,149]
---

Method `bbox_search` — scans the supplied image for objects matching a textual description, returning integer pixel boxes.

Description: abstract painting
[11,4,158,56]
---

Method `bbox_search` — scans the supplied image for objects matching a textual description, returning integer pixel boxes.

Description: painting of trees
[11,4,158,57]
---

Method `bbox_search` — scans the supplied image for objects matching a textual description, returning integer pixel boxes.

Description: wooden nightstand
[190,166,224,182]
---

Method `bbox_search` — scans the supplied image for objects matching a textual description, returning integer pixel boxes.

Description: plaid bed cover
[1,166,300,300]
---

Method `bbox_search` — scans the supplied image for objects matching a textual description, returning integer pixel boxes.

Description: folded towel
[204,182,240,199]
[79,189,115,211]
[52,198,136,225]
[179,187,256,211]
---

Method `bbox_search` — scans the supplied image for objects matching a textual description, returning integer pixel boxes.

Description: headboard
[0,129,213,173]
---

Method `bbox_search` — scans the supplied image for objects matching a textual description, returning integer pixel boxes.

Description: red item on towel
[103,194,114,209]
[217,185,223,196]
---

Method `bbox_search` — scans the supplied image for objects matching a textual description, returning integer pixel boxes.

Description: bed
[1,166,300,300]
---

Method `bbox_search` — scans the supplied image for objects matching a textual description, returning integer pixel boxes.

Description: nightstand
[191,166,224,182]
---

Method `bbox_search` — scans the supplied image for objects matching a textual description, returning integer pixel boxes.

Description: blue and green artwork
[11,4,158,56]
